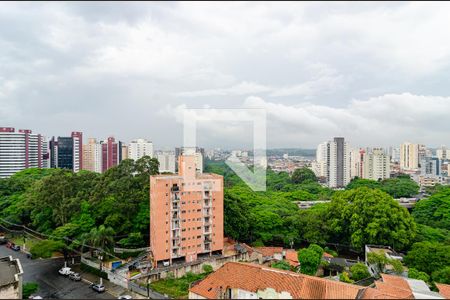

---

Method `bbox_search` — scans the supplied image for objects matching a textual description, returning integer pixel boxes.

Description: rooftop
[0,256,23,287]
[189,262,363,299]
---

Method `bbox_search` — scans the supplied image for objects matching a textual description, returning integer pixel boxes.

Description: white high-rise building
[363,148,390,181]
[82,138,103,173]
[436,146,450,160]
[0,127,48,178]
[157,152,176,173]
[313,142,328,177]
[316,137,351,188]
[400,142,419,171]
[128,139,154,161]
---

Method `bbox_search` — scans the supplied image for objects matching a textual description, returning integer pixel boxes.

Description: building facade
[128,138,153,161]
[101,137,122,172]
[400,143,419,171]
[82,138,102,173]
[0,256,23,299]
[316,137,351,188]
[363,148,390,181]
[49,131,83,172]
[150,154,223,267]
[0,127,48,178]
[157,152,176,173]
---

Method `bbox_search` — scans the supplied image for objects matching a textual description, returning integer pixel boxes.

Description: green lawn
[9,235,40,251]
[150,272,208,298]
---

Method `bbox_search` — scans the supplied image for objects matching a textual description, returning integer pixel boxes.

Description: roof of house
[436,283,450,299]
[323,252,334,258]
[381,274,412,292]
[373,281,414,299]
[253,247,283,257]
[284,249,299,267]
[189,262,363,299]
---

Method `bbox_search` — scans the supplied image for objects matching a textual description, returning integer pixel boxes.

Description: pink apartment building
[150,155,224,267]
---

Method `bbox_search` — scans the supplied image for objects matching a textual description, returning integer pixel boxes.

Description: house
[253,247,284,262]
[361,273,445,299]
[365,245,404,276]
[189,262,364,299]
[0,256,24,299]
[436,284,450,299]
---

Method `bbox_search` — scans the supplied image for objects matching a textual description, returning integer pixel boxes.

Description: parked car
[58,267,74,276]
[11,244,20,251]
[90,283,106,293]
[118,295,132,299]
[29,296,43,299]
[69,273,81,281]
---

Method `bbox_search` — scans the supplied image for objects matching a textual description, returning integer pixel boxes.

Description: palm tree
[80,225,115,258]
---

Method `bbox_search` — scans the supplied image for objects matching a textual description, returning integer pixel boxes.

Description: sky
[2,2,450,149]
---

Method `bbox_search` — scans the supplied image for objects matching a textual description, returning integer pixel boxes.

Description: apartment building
[150,154,223,267]
[363,148,390,181]
[315,137,351,188]
[400,142,419,171]
[0,127,48,178]
[157,151,176,173]
[128,138,153,160]
[100,137,123,172]
[82,138,102,173]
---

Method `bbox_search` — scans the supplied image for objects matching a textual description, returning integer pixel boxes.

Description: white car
[58,267,74,276]
[118,295,132,299]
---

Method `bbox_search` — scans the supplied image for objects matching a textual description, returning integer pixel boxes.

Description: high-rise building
[363,148,390,181]
[316,137,351,188]
[157,152,176,173]
[400,142,419,171]
[49,131,83,172]
[150,154,224,266]
[121,144,129,161]
[420,157,441,177]
[128,139,153,161]
[436,146,450,160]
[82,138,102,173]
[0,127,48,178]
[101,137,122,172]
[175,147,204,172]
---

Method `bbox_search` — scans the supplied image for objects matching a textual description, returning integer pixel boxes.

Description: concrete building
[150,154,223,267]
[157,152,176,173]
[128,138,153,161]
[316,137,350,188]
[121,144,128,161]
[420,157,441,177]
[49,131,83,172]
[0,127,48,178]
[82,138,102,173]
[363,148,390,181]
[0,256,23,299]
[100,137,122,173]
[436,146,450,160]
[400,143,419,171]
[176,147,205,172]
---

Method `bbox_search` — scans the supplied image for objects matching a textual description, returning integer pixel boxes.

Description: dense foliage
[30,240,65,258]
[0,156,159,248]
[404,242,450,279]
[412,188,450,230]
[350,263,371,281]
[297,244,323,275]
[346,177,419,198]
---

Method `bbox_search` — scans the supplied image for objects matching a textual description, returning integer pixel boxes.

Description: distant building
[316,137,351,188]
[82,138,102,173]
[150,154,223,266]
[436,146,450,161]
[400,142,419,171]
[0,256,23,299]
[49,131,83,172]
[420,157,441,177]
[175,147,204,172]
[0,127,48,178]
[100,137,122,172]
[121,144,129,160]
[128,138,153,160]
[157,152,176,173]
[363,148,390,181]
[365,245,403,276]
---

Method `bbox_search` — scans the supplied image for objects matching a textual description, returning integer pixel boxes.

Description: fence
[113,246,150,254]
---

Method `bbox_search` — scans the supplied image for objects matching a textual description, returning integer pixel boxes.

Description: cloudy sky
[2,2,450,149]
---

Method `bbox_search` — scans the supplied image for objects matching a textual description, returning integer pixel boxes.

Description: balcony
[204,236,212,243]
[203,201,211,208]
[203,209,211,216]
[204,217,211,226]
[172,222,180,230]
[171,186,180,192]
[204,227,211,234]
[171,205,180,211]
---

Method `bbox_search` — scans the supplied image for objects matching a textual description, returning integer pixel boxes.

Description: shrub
[432,266,450,284]
[202,264,213,274]
[408,268,430,283]
[30,240,65,258]
[80,262,108,279]
[350,263,371,281]
[340,271,354,283]
[22,282,39,299]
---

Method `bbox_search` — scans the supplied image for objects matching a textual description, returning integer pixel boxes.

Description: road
[0,245,115,299]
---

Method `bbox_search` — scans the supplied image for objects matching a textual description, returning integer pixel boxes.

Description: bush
[432,266,450,284]
[22,282,39,299]
[271,260,292,271]
[408,268,430,283]
[202,264,213,274]
[30,240,65,258]
[350,263,371,281]
[340,271,354,283]
[80,262,108,279]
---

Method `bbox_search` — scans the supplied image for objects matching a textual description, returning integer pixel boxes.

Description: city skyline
[2,2,450,148]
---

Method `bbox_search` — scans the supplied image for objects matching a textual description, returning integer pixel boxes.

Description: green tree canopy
[298,248,321,276]
[350,263,371,281]
[291,167,317,184]
[404,242,450,276]
[412,188,450,230]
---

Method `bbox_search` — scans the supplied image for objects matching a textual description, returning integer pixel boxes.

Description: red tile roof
[436,283,450,299]
[360,274,414,299]
[323,252,334,258]
[254,247,283,257]
[380,274,411,292]
[285,249,299,267]
[189,262,363,299]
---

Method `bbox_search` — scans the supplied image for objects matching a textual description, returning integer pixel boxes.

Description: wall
[0,283,21,299]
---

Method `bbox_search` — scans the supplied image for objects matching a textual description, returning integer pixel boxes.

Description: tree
[390,258,404,275]
[291,168,317,184]
[404,242,450,276]
[412,188,450,230]
[327,188,416,250]
[367,252,389,274]
[271,260,292,271]
[346,178,381,190]
[380,177,419,198]
[298,247,321,275]
[308,244,324,258]
[408,268,430,283]
[340,271,354,283]
[432,266,450,284]
[350,263,371,281]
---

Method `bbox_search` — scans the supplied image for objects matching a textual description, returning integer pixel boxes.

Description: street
[0,245,115,299]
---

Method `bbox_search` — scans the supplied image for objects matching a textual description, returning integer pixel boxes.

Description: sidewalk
[72,265,148,299]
